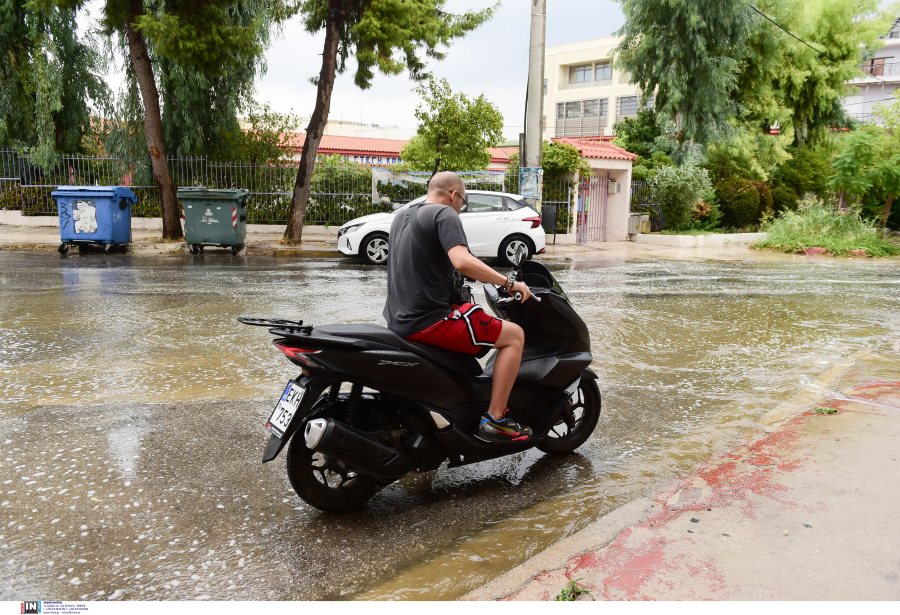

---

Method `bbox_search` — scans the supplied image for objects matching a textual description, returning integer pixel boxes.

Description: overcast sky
[78,1,625,140]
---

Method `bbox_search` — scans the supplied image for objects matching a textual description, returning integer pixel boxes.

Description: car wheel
[361,233,389,265]
[498,235,533,267]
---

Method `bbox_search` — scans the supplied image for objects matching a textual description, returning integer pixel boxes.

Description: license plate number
[267,382,305,438]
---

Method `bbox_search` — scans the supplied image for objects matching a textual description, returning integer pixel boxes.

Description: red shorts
[406,303,503,356]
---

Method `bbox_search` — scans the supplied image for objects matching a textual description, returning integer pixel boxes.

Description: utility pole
[523,0,546,211]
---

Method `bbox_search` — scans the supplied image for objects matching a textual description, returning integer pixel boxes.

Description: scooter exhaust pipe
[304,418,412,478]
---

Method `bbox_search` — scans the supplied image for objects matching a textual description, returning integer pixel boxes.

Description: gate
[576,172,608,243]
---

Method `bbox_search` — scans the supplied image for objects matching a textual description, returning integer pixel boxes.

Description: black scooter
[239,253,601,512]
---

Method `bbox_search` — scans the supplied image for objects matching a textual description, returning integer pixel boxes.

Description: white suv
[337,190,546,266]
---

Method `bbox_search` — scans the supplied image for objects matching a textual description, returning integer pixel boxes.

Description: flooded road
[1,251,899,600]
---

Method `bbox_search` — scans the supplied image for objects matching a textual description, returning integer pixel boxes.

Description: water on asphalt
[0,251,898,600]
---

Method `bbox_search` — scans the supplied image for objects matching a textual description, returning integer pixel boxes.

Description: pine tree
[615,0,752,150]
[0,2,110,167]
[281,0,497,245]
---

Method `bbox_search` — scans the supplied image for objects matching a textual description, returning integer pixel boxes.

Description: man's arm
[448,245,531,302]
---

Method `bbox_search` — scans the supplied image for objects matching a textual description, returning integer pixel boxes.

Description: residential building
[842,17,900,124]
[544,36,642,139]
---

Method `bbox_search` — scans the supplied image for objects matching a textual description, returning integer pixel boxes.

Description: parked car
[337,190,546,266]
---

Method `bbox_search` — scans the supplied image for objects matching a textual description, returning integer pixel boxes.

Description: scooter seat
[316,324,483,377]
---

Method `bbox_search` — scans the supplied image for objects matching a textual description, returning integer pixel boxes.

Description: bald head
[427,171,466,204]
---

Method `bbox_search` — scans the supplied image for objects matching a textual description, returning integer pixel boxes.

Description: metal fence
[629,180,666,231]
[0,148,572,230]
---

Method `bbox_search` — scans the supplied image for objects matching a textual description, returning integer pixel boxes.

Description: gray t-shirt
[383,203,469,337]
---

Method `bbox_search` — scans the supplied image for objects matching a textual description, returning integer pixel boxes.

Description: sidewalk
[464,349,900,601]
[3,223,897,263]
[0,223,338,257]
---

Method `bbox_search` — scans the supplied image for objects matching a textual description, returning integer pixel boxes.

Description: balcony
[857,62,900,79]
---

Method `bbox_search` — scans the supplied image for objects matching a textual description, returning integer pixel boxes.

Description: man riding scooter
[383,171,536,443]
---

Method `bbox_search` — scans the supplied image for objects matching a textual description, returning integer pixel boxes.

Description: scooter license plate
[266,381,305,439]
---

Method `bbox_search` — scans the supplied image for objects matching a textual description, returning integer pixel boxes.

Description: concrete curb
[631,232,765,248]
[0,241,342,258]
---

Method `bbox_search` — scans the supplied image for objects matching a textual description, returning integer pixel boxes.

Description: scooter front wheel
[537,379,601,455]
[286,424,380,512]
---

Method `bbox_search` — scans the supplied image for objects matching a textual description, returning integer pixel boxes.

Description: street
[1,251,899,600]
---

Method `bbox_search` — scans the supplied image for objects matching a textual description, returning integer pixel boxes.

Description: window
[865,57,886,76]
[618,96,639,117]
[543,78,548,95]
[569,64,592,83]
[465,194,504,213]
[595,63,612,81]
[505,198,527,211]
[555,99,608,137]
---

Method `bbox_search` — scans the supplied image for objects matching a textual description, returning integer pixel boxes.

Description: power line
[750,5,830,59]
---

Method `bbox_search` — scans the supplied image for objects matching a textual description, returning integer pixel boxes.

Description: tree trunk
[881,193,894,229]
[124,0,182,241]
[283,0,343,245]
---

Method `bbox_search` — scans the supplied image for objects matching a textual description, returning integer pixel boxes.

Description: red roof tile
[487,146,519,162]
[284,132,408,155]
[552,138,637,161]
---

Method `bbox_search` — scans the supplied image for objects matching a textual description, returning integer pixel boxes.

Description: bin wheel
[58,243,68,255]
[231,244,243,256]
[103,243,111,253]
[118,244,128,253]
[189,244,200,255]
[198,245,204,253]
[77,244,89,253]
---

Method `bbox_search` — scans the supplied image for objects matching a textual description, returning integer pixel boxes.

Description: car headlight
[338,223,364,237]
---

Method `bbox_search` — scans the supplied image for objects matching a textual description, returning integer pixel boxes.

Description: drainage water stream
[0,252,898,600]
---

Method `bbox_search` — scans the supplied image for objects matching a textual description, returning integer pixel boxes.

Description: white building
[842,17,900,124]
[544,36,642,139]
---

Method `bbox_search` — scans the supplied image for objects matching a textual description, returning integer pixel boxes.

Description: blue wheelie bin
[52,186,137,254]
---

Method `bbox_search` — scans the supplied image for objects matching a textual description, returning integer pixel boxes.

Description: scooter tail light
[273,341,322,368]
[523,216,541,229]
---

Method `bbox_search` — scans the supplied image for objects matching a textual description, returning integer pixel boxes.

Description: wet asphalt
[1,250,899,600]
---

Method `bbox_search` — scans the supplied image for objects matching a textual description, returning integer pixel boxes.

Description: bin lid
[51,186,137,202]
[176,188,249,200]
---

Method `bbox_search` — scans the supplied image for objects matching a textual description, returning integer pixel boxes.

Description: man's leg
[488,321,524,420]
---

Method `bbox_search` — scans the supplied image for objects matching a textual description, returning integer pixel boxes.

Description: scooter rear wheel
[286,423,380,512]
[537,379,601,455]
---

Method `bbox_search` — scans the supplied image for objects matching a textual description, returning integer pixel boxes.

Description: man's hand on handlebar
[511,280,531,302]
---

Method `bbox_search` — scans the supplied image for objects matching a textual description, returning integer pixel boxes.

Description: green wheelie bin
[178,188,250,255]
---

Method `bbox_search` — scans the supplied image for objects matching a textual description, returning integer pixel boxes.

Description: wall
[585,157,632,242]
[544,36,642,138]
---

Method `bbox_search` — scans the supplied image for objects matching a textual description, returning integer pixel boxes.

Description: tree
[829,124,900,228]
[615,0,752,151]
[742,1,893,146]
[281,0,497,244]
[400,78,502,172]
[0,2,110,167]
[611,108,674,159]
[41,0,280,240]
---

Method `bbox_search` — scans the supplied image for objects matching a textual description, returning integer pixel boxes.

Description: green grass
[754,201,900,258]
[555,579,591,601]
[813,406,839,415]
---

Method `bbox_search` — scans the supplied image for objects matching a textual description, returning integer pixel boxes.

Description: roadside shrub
[691,189,723,230]
[770,143,833,199]
[751,181,773,221]
[771,182,799,214]
[647,164,713,231]
[755,196,900,257]
[716,178,760,229]
[631,151,674,182]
